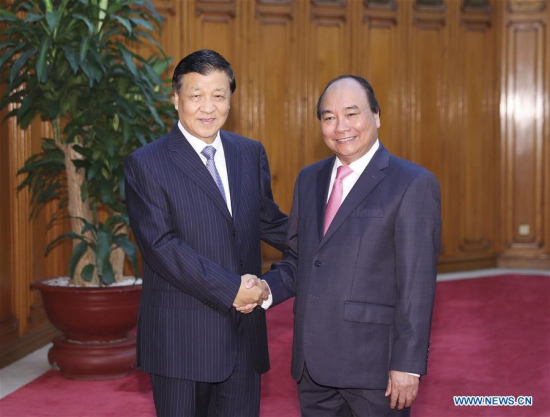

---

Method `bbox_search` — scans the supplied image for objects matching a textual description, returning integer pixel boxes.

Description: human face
[319,78,380,165]
[174,70,231,144]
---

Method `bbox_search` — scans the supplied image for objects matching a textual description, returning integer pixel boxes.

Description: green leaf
[152,57,171,76]
[36,37,50,83]
[95,228,112,272]
[112,15,132,34]
[101,261,115,285]
[43,0,53,13]
[17,91,39,128]
[147,103,163,126]
[129,17,154,31]
[79,36,90,63]
[73,13,94,35]
[113,234,138,274]
[0,8,18,21]
[81,264,95,282]
[0,42,26,69]
[47,100,61,119]
[24,12,43,23]
[9,50,34,84]
[0,40,17,50]
[134,29,163,52]
[69,240,89,279]
[61,45,79,73]
[117,43,137,76]
[46,10,61,32]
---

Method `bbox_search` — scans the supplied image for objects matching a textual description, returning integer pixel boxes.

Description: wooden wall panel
[251,0,301,214]
[3,0,550,368]
[455,3,497,266]
[359,1,406,157]
[0,85,15,343]
[305,0,351,166]
[190,0,241,132]
[251,1,301,265]
[409,3,451,259]
[498,0,549,268]
[0,109,59,368]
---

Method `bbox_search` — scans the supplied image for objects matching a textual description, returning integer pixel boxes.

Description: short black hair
[316,75,381,120]
[172,49,236,94]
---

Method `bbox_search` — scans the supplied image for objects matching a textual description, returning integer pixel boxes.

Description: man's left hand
[385,370,419,410]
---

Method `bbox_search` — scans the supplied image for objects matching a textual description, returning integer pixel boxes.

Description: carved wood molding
[152,0,176,16]
[195,0,237,18]
[310,0,347,22]
[462,0,491,12]
[363,0,398,25]
[412,2,447,28]
[501,17,547,254]
[461,2,492,29]
[508,0,546,13]
[459,239,493,253]
[256,0,295,20]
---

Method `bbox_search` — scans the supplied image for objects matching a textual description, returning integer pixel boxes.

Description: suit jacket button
[313,260,321,267]
[239,260,244,267]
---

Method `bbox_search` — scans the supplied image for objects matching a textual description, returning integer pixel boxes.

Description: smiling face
[174,70,231,144]
[319,78,380,165]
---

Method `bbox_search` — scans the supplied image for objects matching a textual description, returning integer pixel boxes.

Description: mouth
[334,136,356,143]
[199,118,216,124]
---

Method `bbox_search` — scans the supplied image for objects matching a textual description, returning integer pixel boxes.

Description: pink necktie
[324,165,353,235]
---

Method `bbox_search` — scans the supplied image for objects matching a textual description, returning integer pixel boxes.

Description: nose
[199,97,215,113]
[335,117,349,133]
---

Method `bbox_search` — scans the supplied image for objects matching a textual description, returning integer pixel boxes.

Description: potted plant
[0,0,173,379]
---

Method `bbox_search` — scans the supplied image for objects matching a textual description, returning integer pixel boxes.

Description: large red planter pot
[31,278,142,380]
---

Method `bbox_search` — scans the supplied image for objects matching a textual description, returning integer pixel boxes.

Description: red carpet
[1,274,548,417]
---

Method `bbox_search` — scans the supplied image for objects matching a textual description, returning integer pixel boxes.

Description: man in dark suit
[254,75,441,416]
[124,50,288,417]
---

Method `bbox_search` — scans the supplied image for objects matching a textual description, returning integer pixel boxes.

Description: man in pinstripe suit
[124,50,288,417]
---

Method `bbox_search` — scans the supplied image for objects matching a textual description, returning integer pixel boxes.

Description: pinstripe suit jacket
[124,125,288,382]
[264,143,441,389]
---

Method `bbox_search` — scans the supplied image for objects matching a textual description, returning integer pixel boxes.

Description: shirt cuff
[406,372,420,377]
[261,280,273,309]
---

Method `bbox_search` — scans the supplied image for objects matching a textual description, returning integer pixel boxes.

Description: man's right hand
[233,274,268,311]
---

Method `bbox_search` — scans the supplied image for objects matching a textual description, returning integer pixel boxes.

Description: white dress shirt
[326,139,380,203]
[178,121,232,216]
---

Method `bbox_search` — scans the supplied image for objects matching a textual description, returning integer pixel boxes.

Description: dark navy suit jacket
[124,125,288,382]
[264,143,441,389]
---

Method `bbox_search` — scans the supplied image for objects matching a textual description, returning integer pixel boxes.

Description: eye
[347,113,357,117]
[323,116,335,122]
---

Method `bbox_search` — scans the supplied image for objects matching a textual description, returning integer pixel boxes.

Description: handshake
[232,274,270,314]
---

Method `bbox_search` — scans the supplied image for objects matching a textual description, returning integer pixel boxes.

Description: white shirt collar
[333,139,380,175]
[178,121,223,154]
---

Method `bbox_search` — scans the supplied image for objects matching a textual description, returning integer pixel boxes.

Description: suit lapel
[167,126,232,222]
[315,156,336,242]
[320,145,390,246]
[220,131,241,220]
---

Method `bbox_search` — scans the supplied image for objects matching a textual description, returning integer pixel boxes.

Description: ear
[374,112,381,128]
[173,92,179,111]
